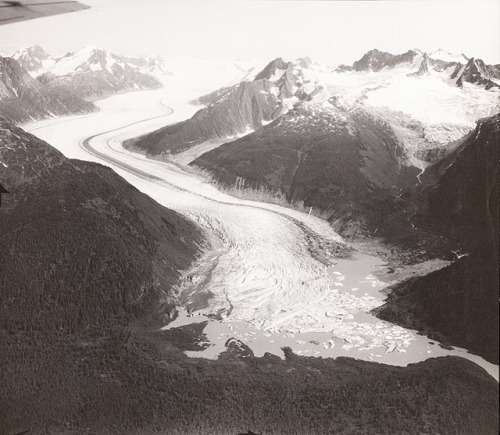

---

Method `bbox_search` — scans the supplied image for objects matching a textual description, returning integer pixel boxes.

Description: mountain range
[128,48,500,160]
[18,45,165,100]
[0,45,170,123]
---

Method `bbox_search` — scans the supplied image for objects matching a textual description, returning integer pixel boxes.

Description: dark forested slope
[193,105,418,236]
[0,117,203,331]
[376,114,500,364]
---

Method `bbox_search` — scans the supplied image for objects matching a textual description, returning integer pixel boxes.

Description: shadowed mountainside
[375,113,500,364]
[124,57,322,155]
[193,105,419,238]
[0,116,203,332]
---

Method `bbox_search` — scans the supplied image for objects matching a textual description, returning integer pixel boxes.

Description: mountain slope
[127,49,499,165]
[0,116,203,331]
[125,57,323,155]
[0,55,96,123]
[375,114,500,364]
[350,48,420,72]
[193,104,419,236]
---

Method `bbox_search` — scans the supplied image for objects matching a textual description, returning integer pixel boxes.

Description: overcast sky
[0,0,499,65]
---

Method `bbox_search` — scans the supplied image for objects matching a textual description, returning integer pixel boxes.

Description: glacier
[23,83,499,381]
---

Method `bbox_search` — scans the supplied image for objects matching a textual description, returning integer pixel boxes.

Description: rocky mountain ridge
[0,55,95,123]
[125,56,324,155]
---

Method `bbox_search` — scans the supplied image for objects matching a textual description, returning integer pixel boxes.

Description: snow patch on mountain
[12,45,173,83]
[428,49,468,64]
[364,74,500,142]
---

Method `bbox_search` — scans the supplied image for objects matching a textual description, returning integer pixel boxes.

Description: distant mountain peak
[15,44,49,58]
[12,45,51,73]
[428,49,468,64]
[347,48,419,72]
[254,57,290,81]
[410,53,430,77]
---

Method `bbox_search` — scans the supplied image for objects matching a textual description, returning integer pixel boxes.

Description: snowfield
[312,64,500,145]
[364,75,500,140]
[24,84,499,381]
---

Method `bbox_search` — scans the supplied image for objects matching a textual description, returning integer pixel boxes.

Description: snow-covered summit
[18,45,166,100]
[11,45,173,83]
[428,49,468,64]
[13,45,52,75]
[46,46,123,76]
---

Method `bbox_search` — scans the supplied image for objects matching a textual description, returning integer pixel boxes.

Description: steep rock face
[0,117,203,332]
[376,114,500,364]
[128,80,278,155]
[126,58,320,155]
[409,53,430,77]
[454,58,500,90]
[37,47,162,100]
[0,56,96,123]
[254,56,289,80]
[193,105,418,234]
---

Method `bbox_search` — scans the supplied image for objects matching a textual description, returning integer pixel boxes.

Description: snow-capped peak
[12,45,51,74]
[428,49,468,64]
[254,57,290,81]
[46,46,123,76]
[13,44,49,59]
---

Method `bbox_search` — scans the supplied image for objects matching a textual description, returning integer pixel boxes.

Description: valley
[1,24,498,429]
[24,85,499,380]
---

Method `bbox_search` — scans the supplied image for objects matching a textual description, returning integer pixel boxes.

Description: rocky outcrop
[453,58,500,90]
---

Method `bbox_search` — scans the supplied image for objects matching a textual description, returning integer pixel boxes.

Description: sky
[0,0,499,65]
